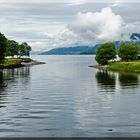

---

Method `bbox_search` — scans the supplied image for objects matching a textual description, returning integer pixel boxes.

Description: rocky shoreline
[89,64,108,70]
[21,60,46,66]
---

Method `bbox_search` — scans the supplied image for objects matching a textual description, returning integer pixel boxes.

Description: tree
[19,44,26,57]
[6,40,19,57]
[0,32,32,60]
[21,42,32,57]
[95,42,116,65]
[18,42,31,57]
[118,43,139,61]
[0,33,7,62]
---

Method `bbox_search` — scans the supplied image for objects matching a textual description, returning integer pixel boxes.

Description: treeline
[0,32,31,62]
[95,42,140,65]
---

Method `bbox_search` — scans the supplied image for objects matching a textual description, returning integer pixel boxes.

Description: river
[0,55,140,137]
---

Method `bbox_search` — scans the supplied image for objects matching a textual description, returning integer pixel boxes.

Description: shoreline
[89,64,109,70]
[89,61,140,73]
[0,58,45,69]
[21,60,46,66]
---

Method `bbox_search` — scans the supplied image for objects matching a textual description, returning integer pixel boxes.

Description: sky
[0,0,140,51]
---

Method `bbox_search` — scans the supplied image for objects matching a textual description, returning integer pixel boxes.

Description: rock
[21,60,46,66]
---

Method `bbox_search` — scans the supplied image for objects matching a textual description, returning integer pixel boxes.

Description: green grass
[0,58,32,69]
[108,61,140,73]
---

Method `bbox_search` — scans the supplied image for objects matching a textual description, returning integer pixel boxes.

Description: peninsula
[90,42,140,73]
[0,32,45,69]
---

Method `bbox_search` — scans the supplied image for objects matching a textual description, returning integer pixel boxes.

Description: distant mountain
[79,44,101,55]
[40,33,140,55]
[31,51,44,55]
[130,33,140,42]
[130,33,140,46]
[40,46,99,55]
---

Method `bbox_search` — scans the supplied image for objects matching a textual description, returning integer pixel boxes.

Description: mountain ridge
[39,33,140,55]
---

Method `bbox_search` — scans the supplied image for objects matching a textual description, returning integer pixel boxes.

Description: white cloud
[1,0,140,3]
[47,7,134,49]
[0,1,140,51]
[42,6,140,51]
[69,7,125,42]
[110,0,121,7]
[68,0,87,5]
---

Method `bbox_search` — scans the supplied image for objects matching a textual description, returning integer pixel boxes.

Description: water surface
[0,55,140,137]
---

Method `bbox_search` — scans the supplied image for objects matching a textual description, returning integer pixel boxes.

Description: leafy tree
[0,33,7,62]
[6,40,19,57]
[118,43,139,61]
[21,42,32,57]
[95,42,116,65]
[19,44,26,57]
[0,32,32,60]
[18,42,31,57]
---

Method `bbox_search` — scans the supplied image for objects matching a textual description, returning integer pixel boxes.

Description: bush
[95,42,116,65]
[118,43,139,61]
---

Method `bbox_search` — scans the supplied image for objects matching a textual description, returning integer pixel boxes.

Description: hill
[40,33,140,55]
[40,45,100,55]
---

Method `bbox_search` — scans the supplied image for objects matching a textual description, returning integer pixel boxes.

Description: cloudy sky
[0,0,140,51]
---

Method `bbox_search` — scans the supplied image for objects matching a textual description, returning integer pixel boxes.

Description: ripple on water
[0,56,140,137]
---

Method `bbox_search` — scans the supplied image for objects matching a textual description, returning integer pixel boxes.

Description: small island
[90,42,140,73]
[0,32,45,69]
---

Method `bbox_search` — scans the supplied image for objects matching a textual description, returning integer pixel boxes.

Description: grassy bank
[0,58,32,69]
[108,61,140,73]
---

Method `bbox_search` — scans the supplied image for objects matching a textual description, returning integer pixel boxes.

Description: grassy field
[0,58,32,69]
[108,61,140,73]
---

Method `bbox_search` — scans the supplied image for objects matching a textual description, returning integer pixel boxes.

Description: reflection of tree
[4,67,30,79]
[0,70,8,108]
[0,70,7,93]
[0,67,30,108]
[4,67,30,89]
[119,73,139,88]
[96,70,116,92]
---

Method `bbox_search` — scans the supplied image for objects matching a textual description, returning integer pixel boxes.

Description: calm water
[0,55,140,137]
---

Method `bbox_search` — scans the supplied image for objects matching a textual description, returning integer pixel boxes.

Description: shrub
[95,42,116,65]
[118,43,139,61]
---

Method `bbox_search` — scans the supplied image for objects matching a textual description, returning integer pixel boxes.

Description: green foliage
[0,58,32,69]
[20,42,32,57]
[95,42,116,65]
[118,43,139,61]
[6,40,19,57]
[0,32,32,64]
[0,33,7,62]
[109,61,140,73]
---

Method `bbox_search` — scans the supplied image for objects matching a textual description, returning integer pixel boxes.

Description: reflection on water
[119,72,139,88]
[0,55,140,137]
[0,70,7,107]
[0,67,30,106]
[95,69,140,137]
[96,70,116,93]
[3,67,30,80]
[96,70,140,92]
[0,70,7,92]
